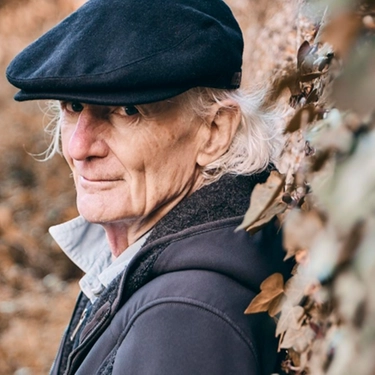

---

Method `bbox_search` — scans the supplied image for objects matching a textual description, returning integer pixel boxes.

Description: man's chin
[78,209,133,226]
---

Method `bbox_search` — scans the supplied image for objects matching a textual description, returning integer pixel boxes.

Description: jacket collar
[87,173,274,312]
[49,216,111,275]
[49,216,150,302]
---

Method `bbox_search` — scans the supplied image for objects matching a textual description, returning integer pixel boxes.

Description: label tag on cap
[231,72,242,87]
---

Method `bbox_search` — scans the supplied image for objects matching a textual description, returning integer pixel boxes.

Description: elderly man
[6,0,291,374]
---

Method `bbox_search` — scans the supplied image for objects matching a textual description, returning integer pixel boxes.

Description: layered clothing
[50,174,292,375]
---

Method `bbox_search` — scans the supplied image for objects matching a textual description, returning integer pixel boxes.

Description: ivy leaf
[268,294,287,317]
[297,41,312,68]
[283,209,324,260]
[268,71,301,103]
[332,42,375,117]
[311,128,375,234]
[284,271,312,306]
[245,273,284,315]
[237,171,285,231]
[280,325,316,352]
[284,104,317,134]
[320,11,362,59]
[300,71,325,82]
[276,304,305,337]
[306,109,353,154]
[334,269,366,326]
[246,200,287,235]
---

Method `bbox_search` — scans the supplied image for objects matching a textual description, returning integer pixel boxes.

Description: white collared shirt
[49,216,149,302]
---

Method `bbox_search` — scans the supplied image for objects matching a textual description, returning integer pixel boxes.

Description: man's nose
[67,110,108,161]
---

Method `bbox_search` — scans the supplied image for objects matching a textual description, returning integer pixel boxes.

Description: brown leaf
[280,325,315,352]
[308,116,353,155]
[338,220,365,266]
[268,72,301,103]
[287,348,303,368]
[310,149,332,172]
[363,14,375,30]
[320,11,362,59]
[246,200,287,235]
[297,41,312,68]
[276,304,305,337]
[334,269,366,325]
[284,272,311,306]
[283,209,324,260]
[245,273,284,314]
[284,104,316,134]
[306,88,319,104]
[237,171,285,231]
[268,294,286,317]
[295,249,309,265]
[332,43,375,116]
[0,205,13,233]
[299,71,325,82]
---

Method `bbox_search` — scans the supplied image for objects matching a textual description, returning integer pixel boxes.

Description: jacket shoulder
[104,267,278,375]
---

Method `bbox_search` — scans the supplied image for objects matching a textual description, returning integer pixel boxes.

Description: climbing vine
[240,1,375,374]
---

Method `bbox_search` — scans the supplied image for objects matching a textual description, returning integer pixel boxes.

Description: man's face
[60,98,205,237]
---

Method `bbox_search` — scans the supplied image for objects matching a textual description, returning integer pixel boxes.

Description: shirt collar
[49,216,149,302]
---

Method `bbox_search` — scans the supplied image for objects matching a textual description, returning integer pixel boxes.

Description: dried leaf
[363,14,375,30]
[284,104,316,134]
[332,42,375,116]
[334,269,366,325]
[0,205,13,233]
[310,149,331,172]
[284,272,312,306]
[245,273,284,314]
[268,294,287,317]
[295,249,309,265]
[269,72,301,102]
[338,220,365,266]
[283,209,324,260]
[306,88,319,104]
[276,304,305,337]
[288,348,303,368]
[280,325,315,352]
[320,11,362,58]
[311,129,375,233]
[246,200,287,235]
[300,71,325,82]
[310,123,353,155]
[237,171,285,231]
[297,41,312,68]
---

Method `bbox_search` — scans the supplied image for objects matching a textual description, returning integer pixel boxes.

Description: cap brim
[14,86,189,106]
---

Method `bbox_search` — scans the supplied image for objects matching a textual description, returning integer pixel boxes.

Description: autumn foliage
[242,1,375,374]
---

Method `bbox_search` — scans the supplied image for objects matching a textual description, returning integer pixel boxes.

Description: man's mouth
[78,175,123,187]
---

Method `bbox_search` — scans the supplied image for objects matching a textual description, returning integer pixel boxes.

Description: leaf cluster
[241,1,375,374]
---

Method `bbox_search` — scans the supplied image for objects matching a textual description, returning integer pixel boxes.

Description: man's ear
[196,99,241,167]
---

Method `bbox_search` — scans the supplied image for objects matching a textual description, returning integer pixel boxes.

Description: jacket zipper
[50,292,88,375]
[65,302,111,375]
[70,307,88,342]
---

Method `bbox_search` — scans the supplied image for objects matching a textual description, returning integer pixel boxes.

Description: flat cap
[6,0,243,105]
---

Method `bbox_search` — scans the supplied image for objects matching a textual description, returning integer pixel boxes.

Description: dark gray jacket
[51,174,292,375]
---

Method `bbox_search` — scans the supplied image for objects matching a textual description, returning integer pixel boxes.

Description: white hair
[40,87,284,186]
[181,87,284,185]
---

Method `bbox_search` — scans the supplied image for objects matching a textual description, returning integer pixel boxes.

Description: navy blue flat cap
[6,0,243,105]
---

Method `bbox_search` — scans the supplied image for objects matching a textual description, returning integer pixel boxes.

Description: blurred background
[0,0,300,373]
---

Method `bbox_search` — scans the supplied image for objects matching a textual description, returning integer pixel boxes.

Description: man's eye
[117,105,139,116]
[70,102,84,112]
[61,101,84,113]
